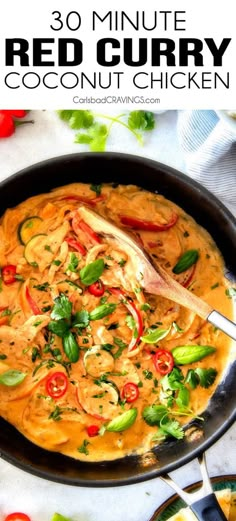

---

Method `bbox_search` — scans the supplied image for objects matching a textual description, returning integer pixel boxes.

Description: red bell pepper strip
[152,349,174,375]
[65,236,86,256]
[1,265,17,285]
[25,287,41,315]
[109,288,143,351]
[119,213,178,232]
[72,215,101,244]
[87,424,100,437]
[120,382,139,403]
[176,263,196,288]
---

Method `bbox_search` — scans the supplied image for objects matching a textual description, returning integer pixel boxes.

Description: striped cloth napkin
[177,110,236,216]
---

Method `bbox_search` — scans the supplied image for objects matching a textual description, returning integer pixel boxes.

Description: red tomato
[0,113,15,138]
[4,514,31,521]
[119,213,178,232]
[87,425,100,437]
[46,372,68,399]
[152,350,174,375]
[2,110,27,118]
[1,265,17,284]
[88,280,104,297]
[120,382,139,403]
[65,236,86,256]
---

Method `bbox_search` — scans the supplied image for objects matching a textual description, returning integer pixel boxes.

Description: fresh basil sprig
[173,249,199,274]
[0,369,26,387]
[63,332,79,363]
[80,259,105,286]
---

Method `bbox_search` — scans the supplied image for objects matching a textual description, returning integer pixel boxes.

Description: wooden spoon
[77,206,236,341]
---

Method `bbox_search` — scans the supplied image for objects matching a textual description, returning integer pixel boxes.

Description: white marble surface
[0,110,235,521]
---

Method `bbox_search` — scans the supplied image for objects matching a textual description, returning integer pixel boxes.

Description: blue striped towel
[177,110,236,216]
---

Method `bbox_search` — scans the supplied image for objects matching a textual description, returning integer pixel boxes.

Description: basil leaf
[142,405,168,426]
[63,332,79,363]
[0,369,26,387]
[51,294,72,321]
[173,249,199,274]
[89,303,116,321]
[73,310,90,329]
[106,408,138,432]
[172,345,216,365]
[48,320,70,338]
[141,326,170,344]
[80,259,105,286]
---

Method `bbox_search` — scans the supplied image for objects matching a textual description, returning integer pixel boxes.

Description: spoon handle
[191,493,228,521]
[208,310,236,341]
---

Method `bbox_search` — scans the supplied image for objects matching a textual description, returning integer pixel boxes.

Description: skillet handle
[191,493,228,521]
[207,310,236,341]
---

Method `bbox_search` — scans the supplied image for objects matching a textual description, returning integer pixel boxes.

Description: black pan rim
[0,151,235,487]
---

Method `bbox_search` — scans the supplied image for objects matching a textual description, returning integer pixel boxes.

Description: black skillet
[0,153,235,499]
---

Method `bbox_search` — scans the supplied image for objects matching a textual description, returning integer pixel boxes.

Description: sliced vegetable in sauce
[0,370,26,387]
[24,233,47,265]
[80,258,105,286]
[172,345,216,365]
[1,265,17,285]
[46,372,68,399]
[18,215,42,245]
[88,279,105,297]
[152,349,174,375]
[120,382,139,403]
[173,249,199,274]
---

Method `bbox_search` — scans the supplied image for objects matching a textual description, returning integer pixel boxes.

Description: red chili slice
[120,382,139,403]
[1,265,17,285]
[46,372,68,399]
[65,236,86,256]
[87,424,100,437]
[109,288,143,351]
[4,514,31,521]
[152,349,174,375]
[120,213,178,232]
[25,286,41,315]
[88,280,105,297]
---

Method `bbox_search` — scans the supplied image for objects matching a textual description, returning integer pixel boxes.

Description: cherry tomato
[4,514,31,521]
[119,213,178,232]
[87,424,100,437]
[2,110,27,118]
[1,265,17,284]
[88,280,105,297]
[120,382,139,403]
[152,349,174,375]
[65,236,86,256]
[46,372,68,399]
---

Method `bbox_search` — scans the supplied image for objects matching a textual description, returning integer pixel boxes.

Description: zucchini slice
[84,345,114,377]
[18,216,43,245]
[24,234,47,266]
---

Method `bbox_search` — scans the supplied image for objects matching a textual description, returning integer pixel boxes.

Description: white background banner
[0,0,235,109]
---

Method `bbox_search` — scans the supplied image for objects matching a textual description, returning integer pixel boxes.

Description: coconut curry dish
[0,183,233,462]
